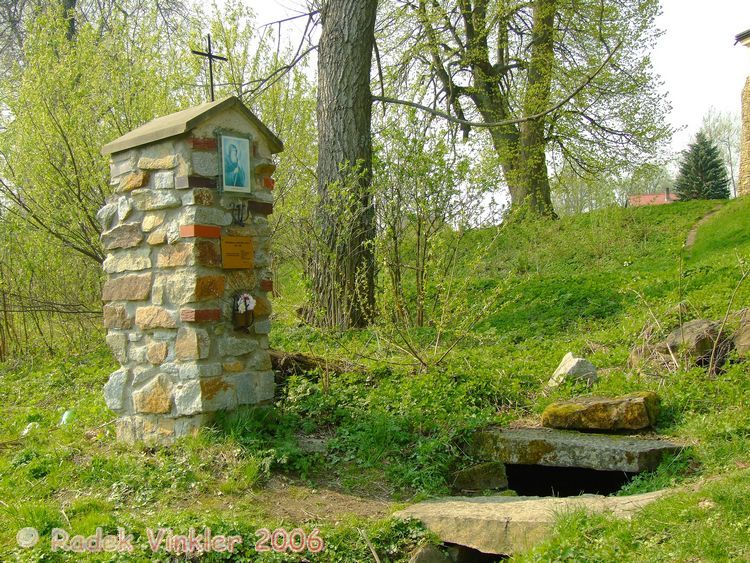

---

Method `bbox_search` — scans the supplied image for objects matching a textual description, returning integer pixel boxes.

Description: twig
[630,289,679,371]
[357,528,381,563]
[708,253,749,375]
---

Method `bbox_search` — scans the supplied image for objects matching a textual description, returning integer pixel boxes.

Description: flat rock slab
[541,392,660,431]
[470,427,681,473]
[395,490,666,556]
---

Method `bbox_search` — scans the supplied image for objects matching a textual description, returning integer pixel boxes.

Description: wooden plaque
[221,236,253,269]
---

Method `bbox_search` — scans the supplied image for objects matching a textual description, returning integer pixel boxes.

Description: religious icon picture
[220,134,251,193]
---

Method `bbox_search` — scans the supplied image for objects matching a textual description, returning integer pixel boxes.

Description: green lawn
[3,198,750,560]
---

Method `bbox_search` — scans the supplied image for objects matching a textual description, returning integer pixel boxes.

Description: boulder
[541,392,660,431]
[395,491,667,556]
[408,544,452,563]
[734,319,750,357]
[659,319,720,364]
[547,352,597,388]
[452,462,508,492]
[469,427,681,473]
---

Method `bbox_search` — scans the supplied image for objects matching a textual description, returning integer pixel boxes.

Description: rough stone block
[153,171,175,190]
[103,248,151,274]
[102,224,143,251]
[244,349,272,371]
[469,427,682,473]
[138,155,178,170]
[222,358,245,373]
[181,188,215,207]
[156,242,195,267]
[175,327,210,361]
[103,369,130,413]
[142,211,166,232]
[180,206,232,226]
[195,275,225,300]
[96,203,118,231]
[132,189,181,211]
[146,230,167,245]
[177,362,222,381]
[192,151,218,177]
[542,392,660,431]
[174,380,202,415]
[106,332,128,364]
[147,341,169,365]
[117,197,134,222]
[200,376,238,411]
[219,335,259,356]
[135,306,177,330]
[195,239,222,267]
[102,274,152,302]
[547,352,598,388]
[133,375,172,414]
[118,170,149,192]
[230,371,275,405]
[395,491,667,556]
[103,303,133,329]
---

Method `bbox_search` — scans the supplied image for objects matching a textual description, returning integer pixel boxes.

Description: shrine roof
[101,96,284,156]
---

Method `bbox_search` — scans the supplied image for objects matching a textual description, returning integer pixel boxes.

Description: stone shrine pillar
[98,96,282,444]
[740,77,750,197]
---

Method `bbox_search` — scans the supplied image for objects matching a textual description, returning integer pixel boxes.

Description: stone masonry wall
[99,120,276,444]
[740,77,750,197]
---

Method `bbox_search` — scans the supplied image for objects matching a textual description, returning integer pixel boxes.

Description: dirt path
[685,205,724,249]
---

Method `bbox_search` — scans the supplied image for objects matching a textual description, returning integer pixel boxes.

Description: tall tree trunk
[309,0,378,329]
[513,0,556,217]
[62,0,77,40]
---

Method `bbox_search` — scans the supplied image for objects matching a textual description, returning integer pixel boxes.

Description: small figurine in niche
[233,292,256,331]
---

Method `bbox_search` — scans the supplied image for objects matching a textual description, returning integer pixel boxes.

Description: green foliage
[674,131,731,200]
[519,469,750,561]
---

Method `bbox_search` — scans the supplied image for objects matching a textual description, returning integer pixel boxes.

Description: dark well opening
[505,464,636,497]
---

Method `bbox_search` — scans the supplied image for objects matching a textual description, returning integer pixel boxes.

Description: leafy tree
[376,0,672,217]
[701,108,741,197]
[0,2,196,355]
[674,132,730,201]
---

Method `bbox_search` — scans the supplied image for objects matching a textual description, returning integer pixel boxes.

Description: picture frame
[219,133,252,194]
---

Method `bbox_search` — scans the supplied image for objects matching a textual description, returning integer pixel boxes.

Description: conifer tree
[674,132,730,200]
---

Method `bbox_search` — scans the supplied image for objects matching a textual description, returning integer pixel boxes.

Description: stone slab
[395,490,666,556]
[470,427,681,473]
[541,392,660,431]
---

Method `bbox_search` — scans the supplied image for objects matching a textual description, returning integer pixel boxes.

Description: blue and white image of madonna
[221,135,251,193]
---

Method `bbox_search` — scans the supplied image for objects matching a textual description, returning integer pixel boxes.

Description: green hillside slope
[2,198,750,560]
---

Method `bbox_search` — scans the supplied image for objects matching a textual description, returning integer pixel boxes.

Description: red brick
[190,137,218,151]
[180,224,222,238]
[180,308,221,322]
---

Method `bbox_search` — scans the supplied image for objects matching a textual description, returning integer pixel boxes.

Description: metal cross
[191,34,227,102]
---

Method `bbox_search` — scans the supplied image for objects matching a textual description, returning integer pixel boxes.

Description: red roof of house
[627,193,679,207]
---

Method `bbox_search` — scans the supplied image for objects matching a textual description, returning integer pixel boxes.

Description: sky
[248,0,750,159]
[652,0,750,155]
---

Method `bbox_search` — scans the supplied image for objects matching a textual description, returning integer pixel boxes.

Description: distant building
[626,191,679,208]
[736,28,750,197]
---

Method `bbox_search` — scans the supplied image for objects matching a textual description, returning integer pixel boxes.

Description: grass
[2,197,750,560]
